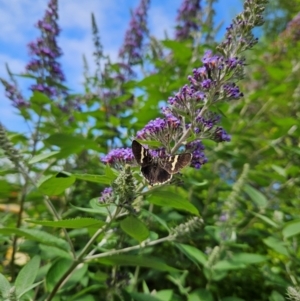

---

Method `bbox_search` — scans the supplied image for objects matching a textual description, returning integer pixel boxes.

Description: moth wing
[132,140,152,166]
[141,165,172,186]
[161,153,192,174]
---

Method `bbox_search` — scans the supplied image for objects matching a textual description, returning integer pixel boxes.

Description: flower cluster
[0,79,28,108]
[101,148,134,168]
[99,187,114,203]
[185,140,207,169]
[26,0,66,99]
[175,0,201,40]
[119,0,150,66]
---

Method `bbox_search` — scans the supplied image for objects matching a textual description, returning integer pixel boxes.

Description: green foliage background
[0,1,300,301]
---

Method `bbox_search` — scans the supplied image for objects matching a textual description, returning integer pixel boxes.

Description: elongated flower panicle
[119,0,150,66]
[175,0,201,40]
[101,0,267,185]
[26,0,66,99]
[99,187,114,203]
[0,79,28,108]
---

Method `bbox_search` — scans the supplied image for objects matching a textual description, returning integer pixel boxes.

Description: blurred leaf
[15,255,40,297]
[243,184,268,207]
[0,273,11,299]
[212,260,246,271]
[27,218,104,229]
[0,228,69,251]
[251,212,279,228]
[37,172,75,195]
[263,236,289,256]
[154,290,173,301]
[97,255,178,272]
[39,245,72,259]
[221,298,245,301]
[73,173,115,185]
[147,190,199,215]
[120,215,149,242]
[28,151,60,164]
[230,253,267,264]
[177,244,207,266]
[188,288,214,301]
[130,292,162,301]
[282,220,300,239]
[46,259,72,291]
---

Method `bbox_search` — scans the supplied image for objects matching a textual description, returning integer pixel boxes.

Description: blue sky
[0,0,242,132]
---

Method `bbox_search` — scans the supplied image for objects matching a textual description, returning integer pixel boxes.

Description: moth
[131,140,192,186]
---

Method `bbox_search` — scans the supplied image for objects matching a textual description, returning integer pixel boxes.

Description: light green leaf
[155,289,173,301]
[282,220,300,239]
[15,255,40,297]
[230,253,267,264]
[97,255,178,272]
[177,244,207,266]
[0,273,11,298]
[212,260,246,271]
[27,218,104,229]
[243,184,268,208]
[18,281,43,298]
[147,191,199,215]
[130,292,164,301]
[28,151,60,164]
[263,236,289,256]
[37,172,76,195]
[251,212,279,228]
[271,165,286,177]
[120,216,149,242]
[39,245,72,259]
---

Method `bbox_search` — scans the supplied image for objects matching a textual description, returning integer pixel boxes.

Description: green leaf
[73,173,115,185]
[39,245,72,259]
[97,255,178,272]
[28,151,60,164]
[212,260,246,271]
[120,216,149,242]
[147,191,199,215]
[0,228,70,251]
[37,172,76,195]
[263,236,289,256]
[18,281,43,298]
[243,185,268,208]
[221,297,245,301]
[251,212,279,228]
[15,255,40,297]
[230,253,267,264]
[188,288,214,301]
[30,91,51,105]
[155,290,173,301]
[0,273,11,299]
[27,218,104,229]
[177,244,207,266]
[46,259,72,291]
[282,220,300,239]
[130,292,162,301]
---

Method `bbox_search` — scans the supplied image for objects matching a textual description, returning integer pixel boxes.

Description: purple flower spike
[101,148,134,167]
[186,140,207,169]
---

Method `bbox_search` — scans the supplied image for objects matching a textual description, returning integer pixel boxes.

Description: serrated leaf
[28,151,60,164]
[0,273,11,298]
[120,216,149,242]
[263,236,289,256]
[147,191,199,215]
[97,255,178,272]
[243,185,268,208]
[0,228,70,251]
[282,220,300,239]
[177,244,207,266]
[27,218,104,229]
[73,173,115,185]
[37,172,75,195]
[15,255,40,296]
